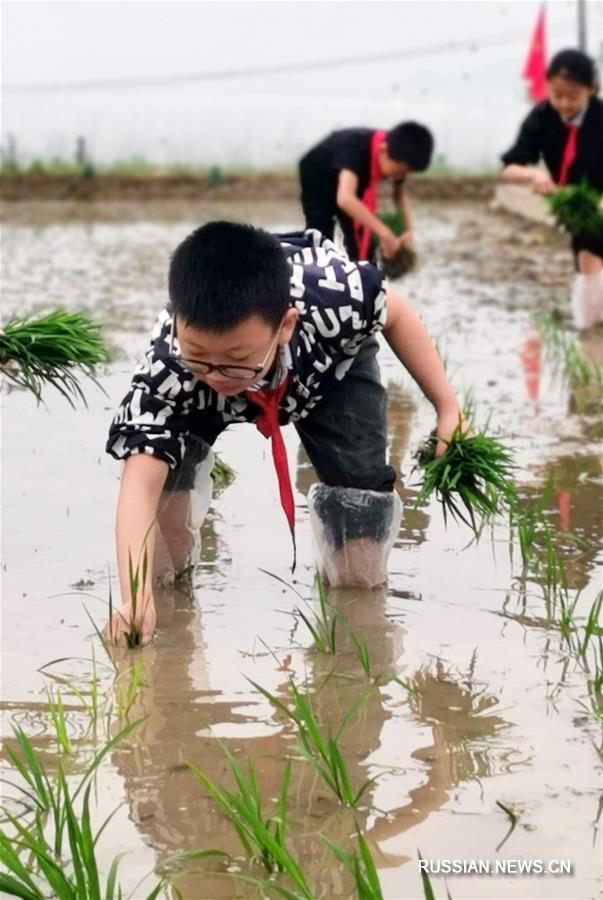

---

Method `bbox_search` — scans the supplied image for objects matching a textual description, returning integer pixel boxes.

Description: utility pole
[577,0,587,51]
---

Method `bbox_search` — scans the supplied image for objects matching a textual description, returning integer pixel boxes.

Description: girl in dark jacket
[502,49,603,329]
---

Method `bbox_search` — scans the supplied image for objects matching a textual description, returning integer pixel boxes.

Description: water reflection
[105,577,516,898]
[405,657,510,785]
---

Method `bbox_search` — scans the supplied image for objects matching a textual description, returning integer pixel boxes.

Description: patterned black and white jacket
[106,229,387,470]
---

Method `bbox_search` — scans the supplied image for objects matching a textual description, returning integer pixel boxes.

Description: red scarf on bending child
[244,375,296,571]
[558,122,579,187]
[354,130,387,261]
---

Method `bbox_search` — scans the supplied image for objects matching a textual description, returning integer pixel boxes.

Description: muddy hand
[105,597,157,647]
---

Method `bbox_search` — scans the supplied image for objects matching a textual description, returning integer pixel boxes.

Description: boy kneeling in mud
[106,223,460,646]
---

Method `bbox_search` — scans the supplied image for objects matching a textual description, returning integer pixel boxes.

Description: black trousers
[166,337,396,494]
[572,226,603,268]
[299,160,371,263]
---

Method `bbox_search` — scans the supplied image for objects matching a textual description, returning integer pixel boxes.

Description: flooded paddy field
[1,198,601,899]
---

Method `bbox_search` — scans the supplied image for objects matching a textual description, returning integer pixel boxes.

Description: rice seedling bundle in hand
[0,310,109,404]
[547,181,603,237]
[373,208,417,279]
[415,425,516,533]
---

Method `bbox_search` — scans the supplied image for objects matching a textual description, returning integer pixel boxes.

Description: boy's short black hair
[547,49,597,87]
[168,221,291,332]
[387,121,434,172]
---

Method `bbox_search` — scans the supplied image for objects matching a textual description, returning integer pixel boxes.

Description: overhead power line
[3,18,575,94]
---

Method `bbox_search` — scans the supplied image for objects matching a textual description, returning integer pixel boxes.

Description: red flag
[522,5,548,103]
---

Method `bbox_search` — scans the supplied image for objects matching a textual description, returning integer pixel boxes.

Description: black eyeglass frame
[168,316,283,381]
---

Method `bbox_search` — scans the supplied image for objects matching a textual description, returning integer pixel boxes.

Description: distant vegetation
[0,154,299,181]
[0,143,494,180]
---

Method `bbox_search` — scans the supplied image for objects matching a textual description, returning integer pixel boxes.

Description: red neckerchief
[558,123,579,186]
[244,374,296,570]
[354,130,387,261]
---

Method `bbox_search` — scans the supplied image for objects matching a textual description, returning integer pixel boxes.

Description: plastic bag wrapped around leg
[308,485,402,588]
[155,441,215,584]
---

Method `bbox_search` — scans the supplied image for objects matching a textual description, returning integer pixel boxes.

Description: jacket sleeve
[106,309,197,469]
[501,106,544,167]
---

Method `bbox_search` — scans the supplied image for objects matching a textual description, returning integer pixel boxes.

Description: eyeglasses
[169,317,283,381]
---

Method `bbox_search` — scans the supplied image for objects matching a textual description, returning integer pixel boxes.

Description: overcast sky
[3,1,596,85]
[2,1,601,169]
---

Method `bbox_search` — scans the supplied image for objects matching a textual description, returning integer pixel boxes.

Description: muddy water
[1,200,601,900]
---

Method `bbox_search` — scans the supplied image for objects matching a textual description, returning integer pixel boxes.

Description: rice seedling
[547,180,603,237]
[249,678,376,809]
[495,800,519,852]
[40,641,119,743]
[557,590,581,645]
[461,386,479,428]
[342,621,415,694]
[511,483,553,574]
[108,531,154,649]
[261,568,340,654]
[116,658,147,719]
[557,591,603,700]
[418,857,435,900]
[509,480,592,606]
[346,624,372,678]
[0,718,148,896]
[45,686,73,755]
[126,545,150,649]
[417,849,447,900]
[188,749,314,898]
[295,572,340,654]
[0,310,109,405]
[70,645,102,726]
[1,774,179,899]
[579,592,603,661]
[541,526,568,604]
[230,875,316,900]
[537,310,601,389]
[323,830,383,899]
[414,425,516,533]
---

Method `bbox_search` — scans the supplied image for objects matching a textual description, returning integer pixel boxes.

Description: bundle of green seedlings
[547,181,603,237]
[415,424,516,533]
[0,310,109,405]
[373,209,417,279]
